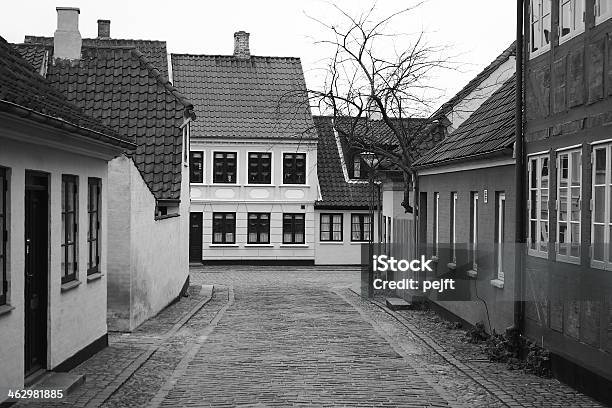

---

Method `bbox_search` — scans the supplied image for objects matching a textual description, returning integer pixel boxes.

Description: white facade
[0,115,120,399]
[189,138,319,261]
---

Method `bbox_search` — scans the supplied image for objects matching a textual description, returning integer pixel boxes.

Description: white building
[0,35,134,397]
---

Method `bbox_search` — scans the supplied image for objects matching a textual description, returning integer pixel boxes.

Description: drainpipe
[514,0,526,332]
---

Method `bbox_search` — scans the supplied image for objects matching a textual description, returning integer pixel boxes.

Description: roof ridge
[171,53,301,61]
[24,35,166,44]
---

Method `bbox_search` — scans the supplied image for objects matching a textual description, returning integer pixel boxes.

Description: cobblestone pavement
[14,265,605,407]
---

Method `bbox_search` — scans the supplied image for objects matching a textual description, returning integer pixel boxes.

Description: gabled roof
[0,35,133,150]
[171,54,316,140]
[414,76,516,168]
[18,38,194,201]
[314,116,370,209]
[23,36,169,76]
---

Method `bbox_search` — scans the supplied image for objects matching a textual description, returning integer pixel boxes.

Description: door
[189,212,203,263]
[24,172,48,376]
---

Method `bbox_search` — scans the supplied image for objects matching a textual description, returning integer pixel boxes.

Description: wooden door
[189,212,203,263]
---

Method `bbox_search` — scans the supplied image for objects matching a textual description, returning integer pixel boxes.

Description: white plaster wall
[314,210,378,265]
[0,136,108,397]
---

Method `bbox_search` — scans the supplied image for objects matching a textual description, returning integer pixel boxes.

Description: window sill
[87,272,103,282]
[596,14,612,25]
[280,184,309,188]
[558,28,584,46]
[0,304,15,317]
[212,182,238,186]
[467,269,477,278]
[246,184,274,187]
[279,244,309,248]
[527,250,549,259]
[155,213,180,221]
[319,241,344,245]
[529,46,550,60]
[490,279,505,289]
[190,182,206,186]
[447,262,457,270]
[209,244,239,248]
[244,244,274,247]
[350,241,369,245]
[61,280,81,293]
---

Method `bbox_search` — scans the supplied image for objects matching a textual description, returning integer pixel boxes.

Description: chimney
[233,31,250,59]
[97,19,110,39]
[53,7,82,60]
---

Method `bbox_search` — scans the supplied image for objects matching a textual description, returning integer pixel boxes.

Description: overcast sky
[1,0,515,114]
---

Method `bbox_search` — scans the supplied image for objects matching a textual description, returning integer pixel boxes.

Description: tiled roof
[414,76,516,168]
[314,116,370,209]
[0,35,133,150]
[36,45,193,201]
[171,54,316,140]
[432,42,516,120]
[12,43,48,74]
[23,36,169,76]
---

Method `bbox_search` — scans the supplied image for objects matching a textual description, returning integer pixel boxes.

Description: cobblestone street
[14,266,605,407]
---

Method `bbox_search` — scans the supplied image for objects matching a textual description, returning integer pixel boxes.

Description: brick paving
[12,265,606,407]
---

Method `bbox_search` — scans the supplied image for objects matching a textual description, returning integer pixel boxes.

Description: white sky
[0,0,516,114]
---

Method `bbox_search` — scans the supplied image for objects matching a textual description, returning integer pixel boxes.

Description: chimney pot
[233,31,250,59]
[54,7,82,60]
[97,19,111,39]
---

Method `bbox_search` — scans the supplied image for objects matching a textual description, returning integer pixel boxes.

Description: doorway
[24,171,48,377]
[189,212,203,263]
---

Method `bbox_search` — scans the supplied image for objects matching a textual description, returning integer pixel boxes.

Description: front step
[29,372,85,395]
[385,297,413,311]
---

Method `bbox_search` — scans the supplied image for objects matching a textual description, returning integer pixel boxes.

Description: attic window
[155,203,179,220]
[352,154,368,180]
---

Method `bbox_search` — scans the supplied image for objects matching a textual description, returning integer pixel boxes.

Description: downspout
[514,0,526,332]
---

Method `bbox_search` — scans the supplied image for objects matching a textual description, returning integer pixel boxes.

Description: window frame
[283,213,305,244]
[189,151,204,184]
[247,213,271,244]
[0,168,7,306]
[530,0,552,58]
[61,175,79,284]
[320,213,343,242]
[212,151,238,184]
[528,154,550,258]
[433,192,439,257]
[212,212,236,244]
[351,213,372,242]
[182,123,190,167]
[559,0,585,45]
[595,0,612,24]
[470,191,479,271]
[87,178,102,276]
[591,143,612,269]
[497,192,506,281]
[556,149,582,264]
[282,153,307,185]
[450,192,457,263]
[248,152,272,185]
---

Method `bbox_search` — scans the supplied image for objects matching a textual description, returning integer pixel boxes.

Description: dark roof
[414,76,516,168]
[314,116,372,209]
[171,54,316,140]
[432,42,516,120]
[11,43,48,74]
[34,45,193,201]
[23,36,168,76]
[0,36,133,150]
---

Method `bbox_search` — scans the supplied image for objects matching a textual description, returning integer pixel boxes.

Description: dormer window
[531,0,551,57]
[351,154,368,180]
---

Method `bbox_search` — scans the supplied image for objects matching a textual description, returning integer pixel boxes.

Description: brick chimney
[97,19,110,39]
[233,31,250,59]
[53,7,82,60]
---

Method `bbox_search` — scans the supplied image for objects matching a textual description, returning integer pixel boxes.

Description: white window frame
[591,143,612,269]
[531,0,552,58]
[450,192,457,264]
[556,149,582,264]
[595,0,612,24]
[433,192,439,257]
[181,121,190,167]
[528,154,550,258]
[559,0,585,45]
[497,193,506,281]
[470,192,479,271]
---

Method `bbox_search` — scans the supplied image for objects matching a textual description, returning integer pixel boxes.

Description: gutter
[413,146,514,171]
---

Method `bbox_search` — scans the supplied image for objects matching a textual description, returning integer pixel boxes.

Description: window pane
[595,186,605,223]
[561,1,572,36]
[594,224,605,260]
[559,222,568,255]
[530,190,537,219]
[595,148,606,184]
[559,188,568,221]
[570,187,580,222]
[530,221,537,249]
[539,221,549,251]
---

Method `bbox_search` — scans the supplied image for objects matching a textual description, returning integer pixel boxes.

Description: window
[87,178,101,275]
[213,152,237,184]
[62,175,78,284]
[283,153,306,184]
[470,192,479,271]
[528,155,550,257]
[248,152,272,184]
[190,151,204,183]
[433,192,439,257]
[595,0,612,24]
[351,213,371,242]
[497,193,506,281]
[247,213,270,244]
[591,144,612,269]
[557,150,581,262]
[182,123,190,166]
[212,213,235,244]
[352,154,368,179]
[0,169,7,305]
[283,213,305,244]
[531,0,551,55]
[450,192,457,263]
[320,213,343,241]
[559,0,585,43]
